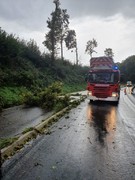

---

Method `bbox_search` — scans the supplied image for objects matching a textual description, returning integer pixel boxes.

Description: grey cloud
[0,0,53,30]
[62,0,135,19]
[0,0,135,31]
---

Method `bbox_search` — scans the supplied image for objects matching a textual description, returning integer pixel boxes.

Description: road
[0,106,53,138]
[0,94,82,138]
[1,90,135,180]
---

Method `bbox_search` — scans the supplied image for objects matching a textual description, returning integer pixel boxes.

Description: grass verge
[22,127,34,134]
[0,137,18,149]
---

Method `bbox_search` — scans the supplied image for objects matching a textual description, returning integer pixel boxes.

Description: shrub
[24,82,63,110]
[54,95,70,112]
[39,90,57,110]
[24,91,40,106]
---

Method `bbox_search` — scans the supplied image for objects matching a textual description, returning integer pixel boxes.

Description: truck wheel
[90,100,94,104]
[113,101,119,106]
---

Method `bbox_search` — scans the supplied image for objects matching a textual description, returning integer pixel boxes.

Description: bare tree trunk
[50,29,55,61]
[51,43,55,62]
[60,38,64,60]
[76,45,78,65]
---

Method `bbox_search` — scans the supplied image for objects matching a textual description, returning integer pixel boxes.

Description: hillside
[0,28,89,110]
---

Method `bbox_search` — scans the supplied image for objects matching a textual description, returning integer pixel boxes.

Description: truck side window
[114,72,119,82]
[89,74,93,82]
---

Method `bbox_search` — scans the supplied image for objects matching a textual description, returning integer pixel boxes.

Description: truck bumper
[87,92,119,102]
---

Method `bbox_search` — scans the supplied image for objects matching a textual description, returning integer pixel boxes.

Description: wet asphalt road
[1,91,135,180]
[0,106,53,138]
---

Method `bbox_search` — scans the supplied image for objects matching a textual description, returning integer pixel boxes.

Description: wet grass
[0,137,18,149]
[22,127,34,134]
[0,87,28,110]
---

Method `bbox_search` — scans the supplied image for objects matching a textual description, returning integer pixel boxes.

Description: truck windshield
[88,72,119,84]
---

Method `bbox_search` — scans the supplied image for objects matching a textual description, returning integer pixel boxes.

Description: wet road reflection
[87,101,117,146]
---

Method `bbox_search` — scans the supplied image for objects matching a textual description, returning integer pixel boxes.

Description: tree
[43,0,70,61]
[43,6,59,61]
[0,27,22,63]
[58,8,69,60]
[119,55,135,83]
[65,30,78,65]
[104,48,114,58]
[27,39,41,55]
[65,30,76,50]
[85,38,97,58]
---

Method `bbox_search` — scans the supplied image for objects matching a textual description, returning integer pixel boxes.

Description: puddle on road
[87,102,117,145]
[0,106,53,138]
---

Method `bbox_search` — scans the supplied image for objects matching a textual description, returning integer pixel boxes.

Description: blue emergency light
[112,65,118,70]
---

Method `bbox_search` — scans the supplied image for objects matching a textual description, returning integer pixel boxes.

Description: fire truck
[87,56,120,102]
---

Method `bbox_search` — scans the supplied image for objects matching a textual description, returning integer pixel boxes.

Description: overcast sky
[0,0,135,66]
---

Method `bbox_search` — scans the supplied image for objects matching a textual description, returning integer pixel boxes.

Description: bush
[39,90,57,110]
[39,82,62,109]
[24,82,63,110]
[23,91,40,106]
[54,95,70,112]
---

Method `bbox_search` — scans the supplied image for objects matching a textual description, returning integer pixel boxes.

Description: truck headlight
[112,92,118,97]
[88,91,92,96]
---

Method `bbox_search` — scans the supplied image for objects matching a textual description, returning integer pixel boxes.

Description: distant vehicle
[86,56,120,102]
[132,86,135,95]
[126,81,132,87]
[125,81,133,94]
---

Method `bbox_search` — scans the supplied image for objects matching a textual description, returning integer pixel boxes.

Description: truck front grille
[93,86,110,98]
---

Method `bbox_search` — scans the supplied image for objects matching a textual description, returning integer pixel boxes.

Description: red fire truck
[87,56,120,102]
